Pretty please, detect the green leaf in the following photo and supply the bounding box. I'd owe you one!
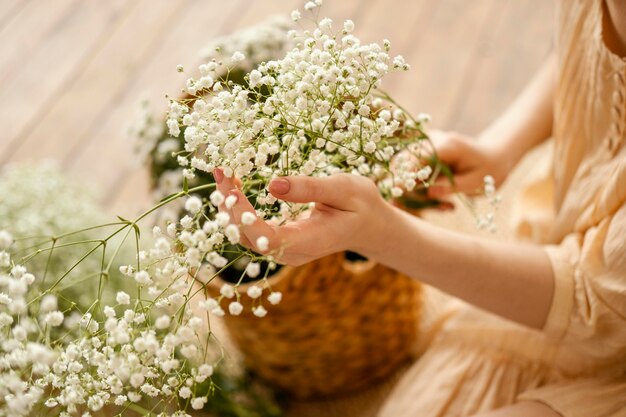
[132,222,141,239]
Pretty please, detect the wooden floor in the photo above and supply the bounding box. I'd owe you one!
[0,1,554,415]
[0,0,553,217]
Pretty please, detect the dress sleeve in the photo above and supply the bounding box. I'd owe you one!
[541,201,626,362]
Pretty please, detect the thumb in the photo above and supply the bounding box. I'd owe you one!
[268,175,352,208]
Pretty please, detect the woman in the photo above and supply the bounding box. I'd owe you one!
[214,0,626,415]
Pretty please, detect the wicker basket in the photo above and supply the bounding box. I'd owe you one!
[205,252,421,399]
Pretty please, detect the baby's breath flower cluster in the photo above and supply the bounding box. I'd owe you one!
[168,8,435,226]
[128,16,297,231]
[475,175,501,232]
[198,16,294,74]
[0,166,280,416]
[0,236,216,417]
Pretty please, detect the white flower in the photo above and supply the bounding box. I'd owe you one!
[180,215,194,229]
[176,64,184,72]
[167,119,180,137]
[179,386,192,399]
[40,294,58,312]
[343,19,355,33]
[215,212,230,227]
[253,305,268,318]
[246,285,262,299]
[155,315,171,329]
[224,224,240,244]
[416,166,432,182]
[119,265,135,276]
[116,291,131,305]
[12,324,27,341]
[0,312,13,327]
[134,270,153,286]
[0,292,12,305]
[416,112,431,123]
[200,298,219,311]
[256,236,269,252]
[104,305,116,318]
[191,396,207,410]
[44,311,64,327]
[319,18,333,32]
[45,399,58,408]
[184,195,203,213]
[231,51,245,62]
[304,1,317,10]
[0,230,13,249]
[220,284,236,299]
[224,194,238,209]
[291,10,301,21]
[0,251,9,267]
[245,262,260,278]
[268,291,283,305]
[11,265,26,278]
[209,190,225,206]
[198,364,214,379]
[241,211,256,225]
[88,395,104,411]
[210,306,225,317]
[228,301,243,316]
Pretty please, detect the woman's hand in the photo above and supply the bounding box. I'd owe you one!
[426,130,511,199]
[213,169,390,266]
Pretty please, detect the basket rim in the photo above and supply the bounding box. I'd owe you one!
[200,252,379,290]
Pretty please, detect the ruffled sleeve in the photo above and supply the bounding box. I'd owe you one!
[541,198,626,365]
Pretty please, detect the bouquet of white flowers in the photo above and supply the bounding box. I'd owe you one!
[0,1,476,415]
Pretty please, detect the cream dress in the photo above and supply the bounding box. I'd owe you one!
[378,0,626,416]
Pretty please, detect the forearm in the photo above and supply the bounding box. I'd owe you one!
[479,53,556,174]
[359,206,555,329]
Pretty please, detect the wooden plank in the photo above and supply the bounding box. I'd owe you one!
[450,0,554,134]
[0,0,79,87]
[354,0,434,98]
[72,0,247,215]
[384,0,502,126]
[5,0,186,165]
[106,0,304,215]
[0,0,131,162]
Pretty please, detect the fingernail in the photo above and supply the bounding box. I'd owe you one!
[213,168,223,184]
[269,178,290,195]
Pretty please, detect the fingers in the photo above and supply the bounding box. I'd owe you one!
[268,174,360,209]
[213,168,253,247]
[427,173,485,198]
[227,189,278,254]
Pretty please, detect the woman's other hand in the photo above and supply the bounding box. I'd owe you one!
[427,129,510,199]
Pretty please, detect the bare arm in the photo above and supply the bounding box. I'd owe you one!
[480,53,556,176]
[215,171,555,330]
[428,54,556,198]
[212,54,559,330]
[360,203,554,329]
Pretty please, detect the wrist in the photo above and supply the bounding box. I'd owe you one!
[350,201,409,261]
[477,135,519,184]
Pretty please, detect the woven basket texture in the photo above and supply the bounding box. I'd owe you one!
[206,252,422,399]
